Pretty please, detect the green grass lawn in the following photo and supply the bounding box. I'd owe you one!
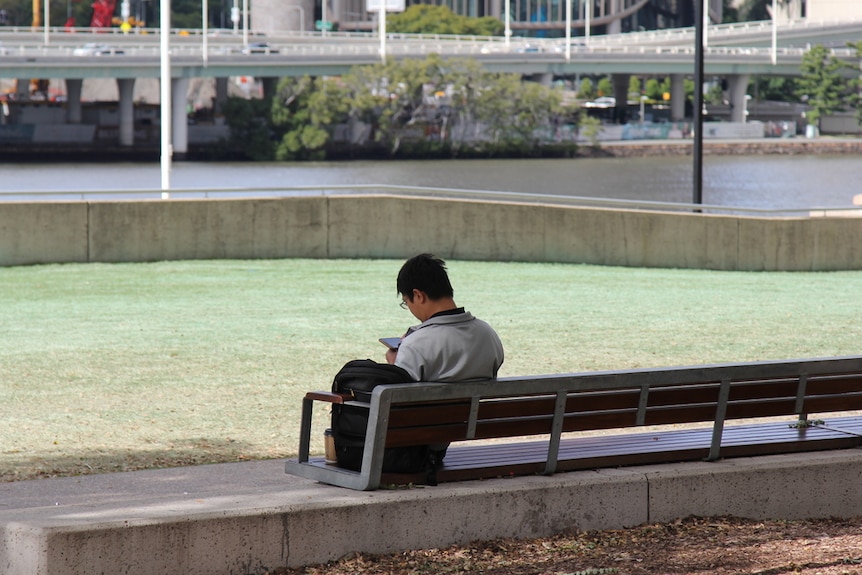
[2,258,861,481]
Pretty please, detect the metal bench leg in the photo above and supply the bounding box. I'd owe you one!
[708,379,731,461]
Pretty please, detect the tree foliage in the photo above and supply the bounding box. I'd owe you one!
[222,97,275,160]
[271,76,350,160]
[753,77,800,102]
[577,78,596,100]
[223,55,575,160]
[796,44,852,127]
[644,77,670,101]
[386,4,502,36]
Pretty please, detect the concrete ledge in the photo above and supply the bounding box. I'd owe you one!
[2,450,862,575]
[646,449,862,522]
[4,195,862,270]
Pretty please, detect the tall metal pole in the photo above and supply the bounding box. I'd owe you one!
[771,0,777,65]
[564,0,571,61]
[160,0,172,197]
[379,3,386,62]
[242,0,248,46]
[504,0,510,48]
[203,0,208,66]
[693,0,704,206]
[585,0,591,44]
[43,0,49,45]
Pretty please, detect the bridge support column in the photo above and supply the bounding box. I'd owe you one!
[607,0,622,34]
[65,79,83,124]
[727,74,750,123]
[613,74,629,124]
[117,78,135,147]
[261,77,279,99]
[15,79,29,100]
[214,77,229,115]
[171,77,190,159]
[529,73,553,87]
[670,74,685,121]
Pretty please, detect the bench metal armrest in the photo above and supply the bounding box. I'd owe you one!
[305,391,353,403]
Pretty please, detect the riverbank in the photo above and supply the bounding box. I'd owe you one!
[2,135,859,163]
[586,137,862,158]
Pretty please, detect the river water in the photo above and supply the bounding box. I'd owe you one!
[1,154,860,210]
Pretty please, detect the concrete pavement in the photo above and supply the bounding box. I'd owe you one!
[3,449,862,575]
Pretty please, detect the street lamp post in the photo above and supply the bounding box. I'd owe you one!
[564,0,570,62]
[693,0,704,206]
[771,0,778,65]
[504,0,510,48]
[202,0,208,65]
[160,0,172,196]
[43,0,49,46]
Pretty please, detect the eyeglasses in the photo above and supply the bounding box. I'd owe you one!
[399,299,409,310]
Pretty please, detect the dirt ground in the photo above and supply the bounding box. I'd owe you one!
[268,516,862,575]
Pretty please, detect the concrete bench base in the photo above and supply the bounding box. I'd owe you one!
[3,450,862,575]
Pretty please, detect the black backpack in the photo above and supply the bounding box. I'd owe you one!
[330,359,435,477]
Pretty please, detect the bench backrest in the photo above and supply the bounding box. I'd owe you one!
[376,357,862,449]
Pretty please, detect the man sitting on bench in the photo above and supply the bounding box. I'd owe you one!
[385,253,505,464]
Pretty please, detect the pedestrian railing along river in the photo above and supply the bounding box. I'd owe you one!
[1,184,859,218]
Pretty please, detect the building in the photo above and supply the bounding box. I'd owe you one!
[807,0,862,20]
[251,0,724,36]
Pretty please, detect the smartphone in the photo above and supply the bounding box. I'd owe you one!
[379,337,402,350]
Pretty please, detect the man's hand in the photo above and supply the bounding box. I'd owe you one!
[385,347,398,364]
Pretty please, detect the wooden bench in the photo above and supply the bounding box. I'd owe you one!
[284,356,862,490]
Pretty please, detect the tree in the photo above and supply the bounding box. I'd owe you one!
[753,77,800,102]
[596,77,613,98]
[577,78,596,100]
[386,4,502,36]
[248,55,578,159]
[509,80,564,148]
[628,76,642,102]
[222,97,275,161]
[796,44,850,130]
[271,76,350,161]
[843,41,862,127]
[432,57,489,151]
[339,56,448,155]
[644,78,669,101]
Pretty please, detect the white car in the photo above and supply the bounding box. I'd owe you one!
[583,96,616,109]
[73,43,125,56]
[241,42,279,54]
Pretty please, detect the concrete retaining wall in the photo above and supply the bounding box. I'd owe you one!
[2,195,862,270]
[3,451,862,575]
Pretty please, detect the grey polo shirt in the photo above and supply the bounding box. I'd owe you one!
[394,309,504,382]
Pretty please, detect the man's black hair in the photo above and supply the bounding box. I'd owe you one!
[397,253,454,301]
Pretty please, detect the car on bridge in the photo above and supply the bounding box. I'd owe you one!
[241,42,279,55]
[72,43,125,56]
